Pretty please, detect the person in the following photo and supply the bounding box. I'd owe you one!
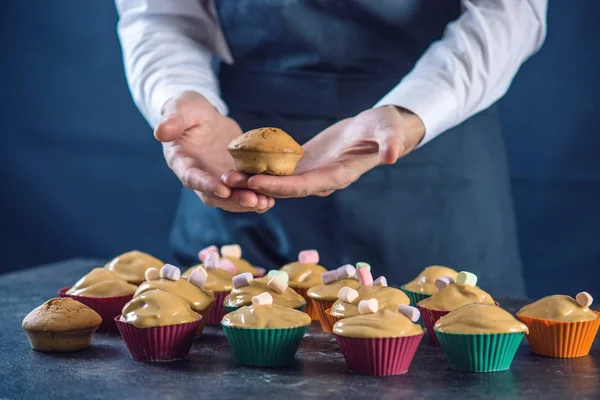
[115,0,547,296]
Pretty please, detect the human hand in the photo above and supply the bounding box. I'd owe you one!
[222,106,425,198]
[155,91,274,212]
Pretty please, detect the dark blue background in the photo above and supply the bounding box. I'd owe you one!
[1,1,598,298]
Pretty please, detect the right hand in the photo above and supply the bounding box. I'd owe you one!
[155,91,274,212]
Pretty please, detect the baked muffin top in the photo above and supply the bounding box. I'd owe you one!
[22,298,102,332]
[228,127,304,154]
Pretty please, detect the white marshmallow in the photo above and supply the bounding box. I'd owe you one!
[221,244,242,259]
[187,268,207,288]
[358,298,379,315]
[160,264,181,281]
[576,291,593,307]
[232,272,254,289]
[252,292,273,306]
[337,287,359,303]
[267,275,288,294]
[144,268,160,281]
[397,304,421,322]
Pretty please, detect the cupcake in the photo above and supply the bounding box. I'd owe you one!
[280,249,328,320]
[327,263,410,329]
[417,271,494,344]
[307,265,361,333]
[135,265,214,337]
[104,250,163,285]
[197,244,264,277]
[435,302,528,372]
[22,297,102,352]
[116,266,202,362]
[227,127,304,176]
[401,265,459,305]
[333,301,424,376]
[221,292,311,366]
[182,251,236,324]
[223,271,306,313]
[517,292,600,358]
[59,268,138,332]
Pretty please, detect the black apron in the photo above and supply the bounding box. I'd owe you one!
[171,0,525,296]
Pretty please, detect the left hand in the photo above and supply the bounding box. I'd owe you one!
[222,106,425,198]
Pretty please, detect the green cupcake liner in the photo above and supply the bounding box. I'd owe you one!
[223,303,306,314]
[435,331,524,372]
[400,286,431,327]
[221,324,308,366]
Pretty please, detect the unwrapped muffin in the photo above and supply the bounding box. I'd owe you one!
[228,127,304,175]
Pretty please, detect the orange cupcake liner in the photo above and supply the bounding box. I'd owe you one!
[293,287,319,320]
[517,311,600,358]
[310,299,336,333]
[324,308,343,331]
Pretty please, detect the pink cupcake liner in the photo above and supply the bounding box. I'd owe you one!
[59,287,132,333]
[334,333,424,376]
[417,306,449,345]
[207,291,230,324]
[115,315,201,362]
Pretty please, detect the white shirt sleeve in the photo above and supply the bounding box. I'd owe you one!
[115,0,232,128]
[375,0,548,147]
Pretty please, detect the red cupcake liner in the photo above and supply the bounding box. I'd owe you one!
[59,287,133,333]
[207,291,230,324]
[334,333,424,376]
[417,306,449,345]
[115,315,201,362]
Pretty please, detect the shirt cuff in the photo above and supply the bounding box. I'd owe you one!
[150,84,229,127]
[374,78,460,147]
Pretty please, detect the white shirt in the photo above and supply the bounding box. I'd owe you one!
[115,0,547,147]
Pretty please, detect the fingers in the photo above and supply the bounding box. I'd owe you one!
[221,170,251,188]
[196,190,275,213]
[247,164,343,198]
[165,150,232,198]
[155,91,215,143]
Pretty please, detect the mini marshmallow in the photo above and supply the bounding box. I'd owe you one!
[267,270,289,284]
[268,275,288,294]
[358,298,378,315]
[338,287,359,303]
[435,276,455,290]
[456,271,477,287]
[187,268,207,288]
[298,249,319,264]
[373,276,388,287]
[357,266,374,286]
[252,292,273,306]
[576,291,593,308]
[398,304,421,322]
[336,264,356,279]
[198,245,219,262]
[160,264,181,281]
[254,266,266,277]
[356,262,371,271]
[204,252,219,271]
[144,267,160,281]
[221,244,242,259]
[219,259,238,275]
[321,270,339,285]
[232,272,253,289]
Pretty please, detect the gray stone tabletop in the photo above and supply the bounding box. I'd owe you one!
[0,259,598,400]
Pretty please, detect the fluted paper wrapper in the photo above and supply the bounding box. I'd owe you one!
[517,312,600,358]
[334,333,424,376]
[221,324,308,367]
[310,299,336,333]
[293,287,319,320]
[436,331,524,372]
[115,316,201,362]
[417,306,449,345]
[207,291,230,325]
[59,287,132,333]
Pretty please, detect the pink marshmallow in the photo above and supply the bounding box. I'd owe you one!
[336,264,356,279]
[187,268,207,288]
[358,298,379,315]
[373,276,388,287]
[198,245,219,262]
[204,252,219,270]
[232,272,253,289]
[144,268,160,281]
[298,249,319,264]
[254,266,266,277]
[321,270,339,285]
[397,304,421,322]
[219,258,238,275]
[357,267,373,286]
[268,275,288,294]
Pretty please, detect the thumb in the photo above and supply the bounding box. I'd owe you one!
[154,113,185,142]
[375,129,404,164]
[154,91,215,142]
